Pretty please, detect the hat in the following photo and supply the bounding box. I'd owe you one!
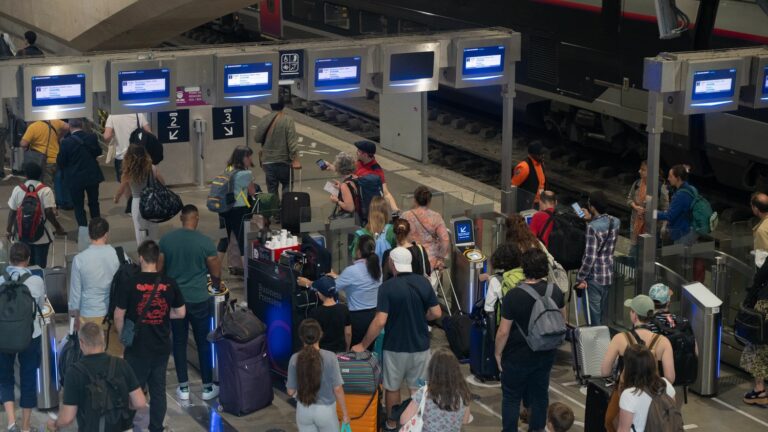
[588,191,609,214]
[311,276,337,299]
[354,140,377,156]
[389,247,413,273]
[528,141,544,156]
[624,295,655,318]
[648,283,673,305]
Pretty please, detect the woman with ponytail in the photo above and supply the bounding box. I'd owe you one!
[298,235,382,349]
[381,218,431,281]
[287,319,350,431]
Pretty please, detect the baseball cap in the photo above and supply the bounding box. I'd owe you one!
[389,247,413,273]
[528,141,544,156]
[354,140,377,156]
[311,276,337,299]
[624,294,655,318]
[648,283,673,305]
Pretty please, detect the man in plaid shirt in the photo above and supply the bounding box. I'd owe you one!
[575,191,620,326]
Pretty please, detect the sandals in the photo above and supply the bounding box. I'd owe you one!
[743,389,768,405]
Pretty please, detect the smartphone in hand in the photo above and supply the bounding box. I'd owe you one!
[571,202,586,218]
[316,159,328,170]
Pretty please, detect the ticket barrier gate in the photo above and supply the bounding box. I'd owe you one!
[449,217,486,314]
[683,282,723,397]
[15,300,58,409]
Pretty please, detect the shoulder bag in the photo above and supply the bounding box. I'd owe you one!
[257,112,283,167]
[120,276,161,347]
[139,170,183,223]
[400,386,428,432]
[24,121,54,169]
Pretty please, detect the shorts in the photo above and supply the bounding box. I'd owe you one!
[382,350,430,392]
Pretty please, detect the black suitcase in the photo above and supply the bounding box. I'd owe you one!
[585,379,612,432]
[469,317,499,381]
[281,169,311,234]
[216,333,273,415]
[443,313,473,360]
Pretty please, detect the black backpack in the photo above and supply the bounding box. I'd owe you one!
[58,332,83,387]
[15,183,47,242]
[74,357,134,431]
[104,247,139,348]
[0,272,37,354]
[653,313,698,387]
[348,173,383,226]
[539,211,587,271]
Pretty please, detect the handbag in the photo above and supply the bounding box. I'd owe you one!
[139,170,183,223]
[400,385,428,432]
[24,121,53,169]
[548,259,570,294]
[120,276,161,348]
[734,302,768,346]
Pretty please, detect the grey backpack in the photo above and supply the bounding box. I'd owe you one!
[516,283,566,351]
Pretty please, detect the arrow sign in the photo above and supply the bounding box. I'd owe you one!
[224,126,233,136]
[169,130,179,140]
[157,110,190,144]
[212,106,244,140]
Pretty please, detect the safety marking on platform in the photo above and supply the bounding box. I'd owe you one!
[549,385,585,409]
[465,375,501,388]
[711,398,768,427]
[683,425,699,430]
[298,136,304,143]
[561,381,580,387]
[474,400,502,420]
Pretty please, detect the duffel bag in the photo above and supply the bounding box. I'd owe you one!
[139,173,183,223]
[337,350,381,395]
[208,300,266,344]
[734,302,768,346]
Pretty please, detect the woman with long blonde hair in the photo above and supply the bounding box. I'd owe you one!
[349,195,395,260]
[114,137,164,245]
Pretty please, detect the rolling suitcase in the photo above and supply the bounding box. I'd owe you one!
[336,351,381,395]
[11,146,24,174]
[44,236,68,313]
[280,168,310,235]
[216,333,273,415]
[469,314,499,381]
[568,286,611,384]
[337,388,379,432]
[437,271,472,360]
[585,379,612,432]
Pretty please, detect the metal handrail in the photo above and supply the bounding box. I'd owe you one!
[714,250,755,278]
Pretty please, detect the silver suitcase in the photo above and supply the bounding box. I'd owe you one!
[570,287,611,383]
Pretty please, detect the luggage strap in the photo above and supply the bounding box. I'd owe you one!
[350,387,379,420]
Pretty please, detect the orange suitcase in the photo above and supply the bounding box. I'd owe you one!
[337,388,379,432]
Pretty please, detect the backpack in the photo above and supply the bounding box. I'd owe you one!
[652,313,698,387]
[207,167,240,213]
[15,183,47,242]
[74,357,134,431]
[539,211,587,271]
[374,224,395,263]
[515,283,567,351]
[348,174,383,226]
[640,388,684,432]
[0,272,37,354]
[677,186,718,235]
[104,247,139,347]
[58,332,83,387]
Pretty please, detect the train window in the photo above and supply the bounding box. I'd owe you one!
[324,2,350,30]
[360,11,387,34]
[398,19,429,34]
[291,0,316,21]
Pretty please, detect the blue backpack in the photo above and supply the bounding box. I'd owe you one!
[349,174,383,226]
[375,224,394,264]
[678,186,718,235]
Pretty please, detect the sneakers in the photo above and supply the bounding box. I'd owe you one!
[8,424,20,432]
[743,389,768,405]
[202,384,219,401]
[176,385,190,401]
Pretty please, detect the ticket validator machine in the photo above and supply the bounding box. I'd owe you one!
[450,217,486,314]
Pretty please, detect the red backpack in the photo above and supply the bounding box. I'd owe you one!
[15,183,46,242]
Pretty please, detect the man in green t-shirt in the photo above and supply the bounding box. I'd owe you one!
[159,204,222,402]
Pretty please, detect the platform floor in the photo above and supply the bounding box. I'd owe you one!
[0,106,766,431]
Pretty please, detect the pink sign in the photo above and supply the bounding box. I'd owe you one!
[176,86,207,107]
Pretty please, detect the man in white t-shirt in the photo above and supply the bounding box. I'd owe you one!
[5,162,66,268]
[103,113,151,182]
[0,242,47,432]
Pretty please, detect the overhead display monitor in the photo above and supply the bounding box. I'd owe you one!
[690,68,737,107]
[462,45,506,78]
[680,59,741,115]
[109,59,177,114]
[303,46,368,100]
[23,64,93,121]
[381,42,439,93]
[315,56,362,89]
[215,53,278,105]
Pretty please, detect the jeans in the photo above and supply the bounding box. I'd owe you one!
[222,206,251,257]
[263,162,292,203]
[125,352,169,432]
[172,299,213,385]
[69,183,100,227]
[23,241,50,268]
[584,280,610,326]
[114,158,123,182]
[501,353,555,432]
[0,336,41,409]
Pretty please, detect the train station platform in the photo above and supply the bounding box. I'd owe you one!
[0,0,256,52]
[0,104,767,432]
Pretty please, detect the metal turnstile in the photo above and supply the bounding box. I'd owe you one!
[449,217,487,313]
[682,282,723,397]
[16,300,58,409]
[209,283,229,383]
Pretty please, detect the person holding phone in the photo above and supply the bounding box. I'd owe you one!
[326,152,358,218]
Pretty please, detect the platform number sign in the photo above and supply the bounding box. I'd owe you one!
[212,106,244,140]
[157,110,190,144]
[279,49,303,80]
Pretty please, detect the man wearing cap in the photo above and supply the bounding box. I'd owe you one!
[254,100,301,205]
[351,247,441,431]
[600,294,675,383]
[511,140,546,209]
[304,276,351,353]
[575,191,620,326]
[351,140,399,211]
